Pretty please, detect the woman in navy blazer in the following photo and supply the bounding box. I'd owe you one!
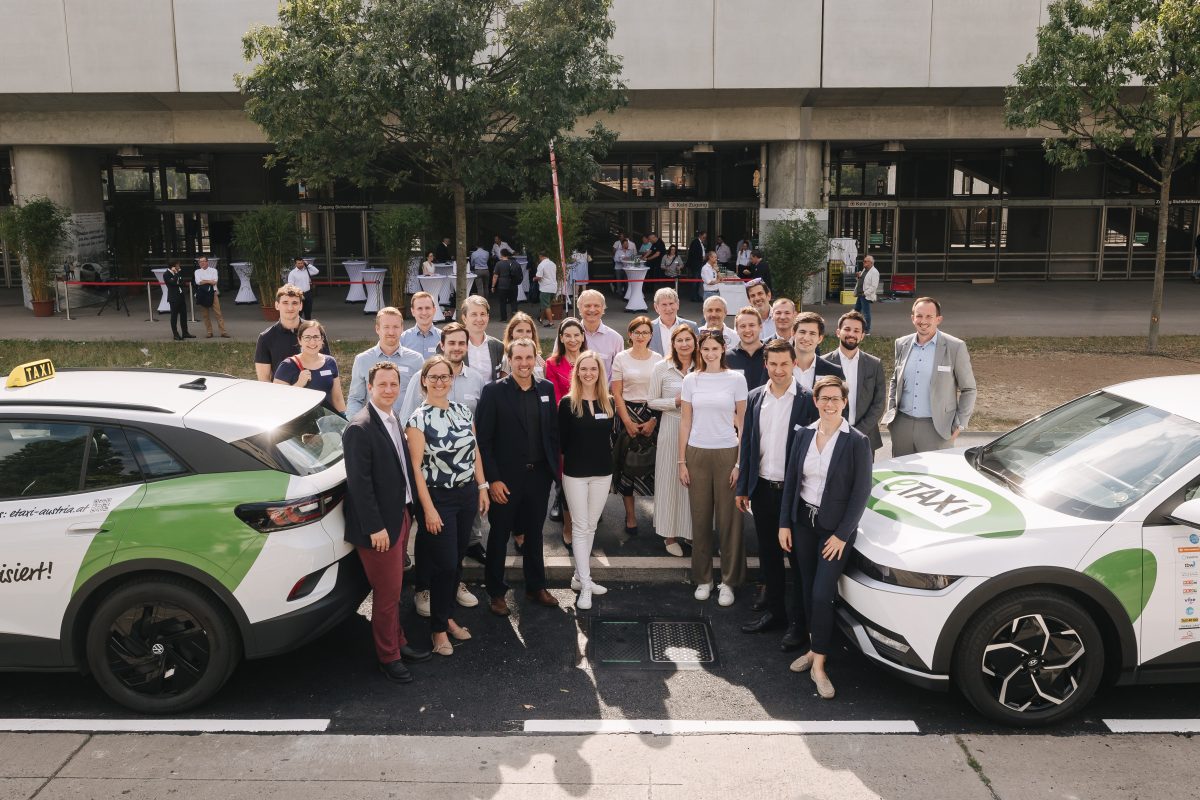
[778,375,872,700]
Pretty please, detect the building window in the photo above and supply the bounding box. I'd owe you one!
[112,167,153,193]
[836,162,895,197]
[950,207,1007,248]
[163,168,188,201]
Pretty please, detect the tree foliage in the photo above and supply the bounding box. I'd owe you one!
[762,211,828,309]
[0,197,71,304]
[1005,0,1200,351]
[515,195,584,291]
[371,205,432,309]
[232,205,301,307]
[239,0,626,301]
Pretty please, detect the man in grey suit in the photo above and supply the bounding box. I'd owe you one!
[823,310,886,455]
[882,297,976,457]
[648,287,699,356]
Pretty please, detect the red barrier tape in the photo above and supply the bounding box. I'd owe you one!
[576,277,748,285]
[311,280,379,286]
[60,279,178,286]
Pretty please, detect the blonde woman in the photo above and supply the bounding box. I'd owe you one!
[648,323,698,557]
[557,351,616,609]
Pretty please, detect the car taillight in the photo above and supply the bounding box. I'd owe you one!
[235,485,344,533]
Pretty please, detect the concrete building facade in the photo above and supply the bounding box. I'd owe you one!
[0,0,1195,290]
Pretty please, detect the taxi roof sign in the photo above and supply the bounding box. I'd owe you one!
[6,359,56,388]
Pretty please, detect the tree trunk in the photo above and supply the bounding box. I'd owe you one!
[1148,126,1177,354]
[453,182,469,313]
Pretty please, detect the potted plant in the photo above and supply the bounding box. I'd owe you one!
[371,205,431,310]
[0,197,71,317]
[232,205,300,320]
[108,196,160,286]
[515,195,584,320]
[761,210,828,310]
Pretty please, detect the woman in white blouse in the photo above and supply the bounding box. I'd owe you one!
[678,330,748,607]
[648,323,699,557]
[700,251,721,299]
[611,315,663,536]
[421,251,437,276]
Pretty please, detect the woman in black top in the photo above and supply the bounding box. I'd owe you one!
[558,350,615,610]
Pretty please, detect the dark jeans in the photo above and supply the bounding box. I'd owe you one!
[420,483,477,633]
[751,481,787,619]
[495,286,518,321]
[301,290,314,320]
[169,298,189,337]
[790,504,851,656]
[854,296,872,333]
[485,462,553,598]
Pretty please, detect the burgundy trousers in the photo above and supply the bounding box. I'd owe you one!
[356,512,412,663]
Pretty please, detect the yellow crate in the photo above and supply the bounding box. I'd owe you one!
[840,290,857,305]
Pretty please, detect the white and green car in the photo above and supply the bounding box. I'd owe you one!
[840,375,1200,725]
[0,360,361,713]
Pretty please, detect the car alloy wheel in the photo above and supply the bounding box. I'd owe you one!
[105,602,211,696]
[981,613,1085,712]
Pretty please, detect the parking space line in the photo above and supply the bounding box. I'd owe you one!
[0,718,331,733]
[523,719,920,734]
[1103,719,1200,733]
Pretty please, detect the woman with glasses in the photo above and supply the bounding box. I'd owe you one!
[648,323,699,557]
[406,355,489,657]
[778,376,872,699]
[273,319,347,415]
[678,329,747,607]
[611,315,663,537]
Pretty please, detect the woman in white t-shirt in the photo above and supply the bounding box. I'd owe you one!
[611,315,663,536]
[678,329,748,607]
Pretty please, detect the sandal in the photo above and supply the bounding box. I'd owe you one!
[431,639,454,657]
[450,626,472,641]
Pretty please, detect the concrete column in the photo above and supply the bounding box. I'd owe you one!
[10,145,103,212]
[766,140,824,210]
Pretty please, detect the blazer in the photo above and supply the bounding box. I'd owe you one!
[779,424,873,545]
[822,349,886,451]
[476,375,561,481]
[342,404,419,549]
[882,331,977,440]
[465,335,505,383]
[649,316,699,355]
[749,258,772,290]
[735,381,818,498]
[685,238,706,272]
[163,269,185,304]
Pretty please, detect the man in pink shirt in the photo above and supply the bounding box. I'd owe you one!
[575,289,624,376]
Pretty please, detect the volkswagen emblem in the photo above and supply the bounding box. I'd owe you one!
[151,643,165,656]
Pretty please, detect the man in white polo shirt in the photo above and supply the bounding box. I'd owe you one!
[193,256,230,338]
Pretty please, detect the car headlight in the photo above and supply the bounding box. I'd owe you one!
[851,550,962,591]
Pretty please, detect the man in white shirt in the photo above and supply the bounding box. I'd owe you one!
[714,235,732,269]
[346,306,426,418]
[286,257,319,320]
[576,289,624,374]
[534,251,558,327]
[193,256,229,338]
[746,279,775,340]
[491,235,511,264]
[649,287,698,356]
[822,310,886,454]
[792,311,843,393]
[699,295,736,351]
[612,232,637,283]
[461,295,504,383]
[855,255,881,335]
[770,298,796,342]
[399,291,440,358]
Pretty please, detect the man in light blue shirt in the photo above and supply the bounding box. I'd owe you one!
[897,333,937,419]
[346,307,426,418]
[399,291,441,359]
[397,322,485,423]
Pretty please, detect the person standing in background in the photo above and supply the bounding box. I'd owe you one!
[685,230,707,302]
[490,249,523,322]
[193,256,229,338]
[854,256,880,335]
[714,235,732,271]
[163,261,193,341]
[534,251,559,327]
[287,257,319,320]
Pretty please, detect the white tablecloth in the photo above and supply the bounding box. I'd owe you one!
[361,268,387,314]
[343,260,368,303]
[417,275,452,321]
[515,256,530,302]
[150,267,171,312]
[623,267,649,311]
[231,262,256,304]
[717,281,750,315]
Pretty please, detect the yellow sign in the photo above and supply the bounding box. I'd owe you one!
[6,359,56,388]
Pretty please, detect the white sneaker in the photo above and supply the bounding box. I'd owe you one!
[414,589,431,617]
[570,575,607,595]
[577,586,593,611]
[665,541,684,557]
[694,582,714,601]
[717,583,735,607]
[455,582,478,607]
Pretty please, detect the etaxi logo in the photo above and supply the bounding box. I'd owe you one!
[868,471,1026,538]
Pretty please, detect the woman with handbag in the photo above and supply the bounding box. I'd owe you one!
[272,319,347,415]
[611,316,663,537]
[661,245,684,279]
[648,323,699,557]
[678,329,748,607]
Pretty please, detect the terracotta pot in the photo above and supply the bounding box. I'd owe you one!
[548,299,566,321]
[260,306,280,322]
[31,299,55,318]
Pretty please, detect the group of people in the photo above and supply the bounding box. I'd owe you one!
[251,265,976,698]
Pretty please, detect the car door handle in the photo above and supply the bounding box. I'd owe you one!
[67,523,107,535]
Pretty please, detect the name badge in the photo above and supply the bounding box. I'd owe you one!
[595,413,609,420]
[937,365,952,373]
[794,424,802,431]
[399,366,410,372]
[540,395,550,403]
[319,369,332,376]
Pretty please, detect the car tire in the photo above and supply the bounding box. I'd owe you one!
[85,576,241,714]
[953,589,1104,727]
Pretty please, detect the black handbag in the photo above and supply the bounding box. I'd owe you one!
[620,434,657,480]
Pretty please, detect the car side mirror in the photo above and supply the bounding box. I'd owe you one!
[1168,497,1200,528]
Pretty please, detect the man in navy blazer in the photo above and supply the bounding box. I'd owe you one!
[476,338,561,615]
[343,362,431,683]
[648,287,699,356]
[736,339,818,640]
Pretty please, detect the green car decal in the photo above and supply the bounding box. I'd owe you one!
[1083,548,1157,623]
[868,470,1027,539]
[73,471,290,594]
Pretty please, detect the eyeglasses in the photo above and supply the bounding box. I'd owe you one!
[630,329,652,336]
[425,374,453,384]
[299,335,324,342]
[815,395,845,404]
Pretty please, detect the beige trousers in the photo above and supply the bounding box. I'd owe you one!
[685,444,745,587]
[199,293,227,336]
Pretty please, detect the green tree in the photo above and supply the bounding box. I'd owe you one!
[371,205,431,310]
[515,195,585,291]
[239,0,625,304]
[0,197,71,306]
[762,211,828,310]
[232,205,300,308]
[1005,0,1200,352]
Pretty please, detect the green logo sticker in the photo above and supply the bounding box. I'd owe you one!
[868,470,1027,538]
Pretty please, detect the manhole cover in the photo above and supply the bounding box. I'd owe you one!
[588,617,717,670]
[649,621,714,664]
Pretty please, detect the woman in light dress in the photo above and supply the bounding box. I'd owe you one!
[647,323,698,556]
[611,316,663,537]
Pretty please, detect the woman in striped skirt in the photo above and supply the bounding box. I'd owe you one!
[648,323,698,556]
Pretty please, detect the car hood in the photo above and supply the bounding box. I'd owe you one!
[855,448,1108,577]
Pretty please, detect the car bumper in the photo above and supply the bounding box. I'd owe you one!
[836,600,950,692]
[244,551,368,659]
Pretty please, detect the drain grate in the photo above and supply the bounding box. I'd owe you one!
[589,617,717,670]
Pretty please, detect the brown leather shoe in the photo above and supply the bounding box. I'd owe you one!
[525,589,559,607]
[489,596,510,616]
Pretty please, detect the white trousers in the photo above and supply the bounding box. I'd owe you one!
[562,473,612,585]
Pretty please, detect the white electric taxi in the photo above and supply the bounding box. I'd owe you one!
[840,375,1200,725]
[0,360,363,713]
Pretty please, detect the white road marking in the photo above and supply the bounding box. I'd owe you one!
[1103,719,1200,733]
[0,719,331,733]
[523,719,919,735]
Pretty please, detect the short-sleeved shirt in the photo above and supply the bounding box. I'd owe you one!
[406,401,477,489]
[255,321,331,374]
[681,370,748,449]
[611,349,661,403]
[726,343,767,390]
[274,354,341,411]
[536,258,558,294]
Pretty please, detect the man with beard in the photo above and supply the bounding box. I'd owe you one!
[822,311,885,456]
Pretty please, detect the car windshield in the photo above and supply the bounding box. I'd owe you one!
[234,405,348,476]
[976,391,1200,521]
